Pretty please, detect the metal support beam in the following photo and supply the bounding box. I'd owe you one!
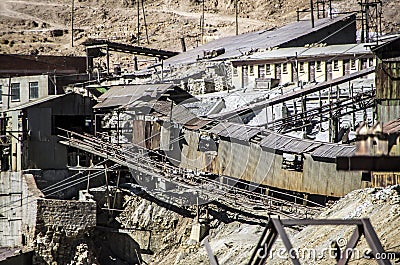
[248,218,393,265]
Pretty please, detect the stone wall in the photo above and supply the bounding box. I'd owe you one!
[33,199,97,264]
[35,199,96,237]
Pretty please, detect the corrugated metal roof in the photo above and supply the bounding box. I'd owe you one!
[239,43,372,61]
[94,83,176,109]
[170,104,198,124]
[208,122,261,141]
[383,118,400,134]
[311,144,356,159]
[5,94,67,111]
[164,14,356,66]
[256,129,356,158]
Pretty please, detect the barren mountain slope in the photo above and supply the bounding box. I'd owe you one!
[0,0,398,57]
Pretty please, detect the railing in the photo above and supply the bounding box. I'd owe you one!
[58,128,324,219]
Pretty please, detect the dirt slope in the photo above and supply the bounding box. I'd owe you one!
[0,0,398,58]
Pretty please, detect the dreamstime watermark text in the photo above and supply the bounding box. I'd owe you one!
[258,238,397,261]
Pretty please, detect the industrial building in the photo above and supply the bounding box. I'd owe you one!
[0,5,399,265]
[231,43,375,89]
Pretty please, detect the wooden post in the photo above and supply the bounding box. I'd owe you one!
[310,0,315,28]
[141,0,150,44]
[319,90,322,129]
[328,85,332,142]
[201,0,205,44]
[106,45,110,75]
[137,0,140,46]
[71,0,74,47]
[235,0,238,35]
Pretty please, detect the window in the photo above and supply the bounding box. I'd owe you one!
[249,65,254,76]
[29,82,39,99]
[0,85,2,104]
[282,63,287,74]
[258,64,265,78]
[350,59,356,70]
[282,153,303,172]
[299,62,304,73]
[333,60,339,71]
[11,83,20,102]
[369,58,374,67]
[243,65,248,76]
[316,61,322,72]
[266,64,271,73]
[232,66,237,76]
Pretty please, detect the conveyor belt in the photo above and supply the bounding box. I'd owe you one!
[58,129,323,219]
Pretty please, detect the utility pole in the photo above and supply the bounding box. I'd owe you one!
[137,0,140,45]
[310,0,315,28]
[201,0,205,44]
[141,0,150,44]
[235,0,238,35]
[71,0,74,47]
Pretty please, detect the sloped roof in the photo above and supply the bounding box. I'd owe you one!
[164,14,356,66]
[94,83,194,109]
[383,118,400,134]
[5,94,67,111]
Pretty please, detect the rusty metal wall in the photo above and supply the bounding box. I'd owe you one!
[377,100,400,123]
[179,130,207,170]
[147,122,161,150]
[363,172,400,188]
[132,120,161,149]
[303,154,362,197]
[376,60,400,100]
[176,130,364,197]
[132,120,146,148]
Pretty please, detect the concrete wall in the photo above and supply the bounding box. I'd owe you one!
[0,75,50,110]
[0,251,33,265]
[232,56,374,89]
[0,173,42,248]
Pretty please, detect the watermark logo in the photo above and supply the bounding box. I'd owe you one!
[259,237,397,262]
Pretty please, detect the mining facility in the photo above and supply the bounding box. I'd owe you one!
[0,0,400,264]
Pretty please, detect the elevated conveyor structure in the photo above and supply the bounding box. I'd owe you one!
[58,129,323,219]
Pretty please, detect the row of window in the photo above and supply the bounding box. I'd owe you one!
[0,82,39,104]
[235,58,374,77]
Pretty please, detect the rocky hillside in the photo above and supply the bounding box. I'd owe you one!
[110,185,400,265]
[0,0,399,58]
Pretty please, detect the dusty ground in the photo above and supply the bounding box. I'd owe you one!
[0,0,399,60]
[110,185,400,265]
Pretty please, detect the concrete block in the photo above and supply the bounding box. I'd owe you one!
[189,222,209,243]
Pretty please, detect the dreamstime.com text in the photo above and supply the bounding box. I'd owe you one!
[258,238,397,261]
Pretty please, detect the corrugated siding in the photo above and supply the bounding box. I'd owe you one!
[364,172,400,188]
[132,120,146,148]
[376,61,400,99]
[132,120,161,149]
[179,130,207,170]
[303,154,362,196]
